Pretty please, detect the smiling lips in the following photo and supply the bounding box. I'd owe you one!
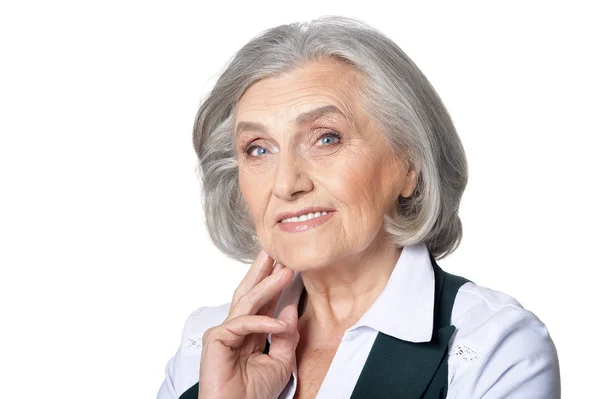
[275,206,335,223]
[277,210,335,233]
[280,211,330,223]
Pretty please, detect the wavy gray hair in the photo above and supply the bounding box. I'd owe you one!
[193,16,468,263]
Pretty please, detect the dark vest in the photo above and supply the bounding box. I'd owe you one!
[180,254,470,399]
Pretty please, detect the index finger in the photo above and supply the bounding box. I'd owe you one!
[233,250,276,304]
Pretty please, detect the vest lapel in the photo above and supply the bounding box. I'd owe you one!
[349,324,456,398]
[349,255,460,399]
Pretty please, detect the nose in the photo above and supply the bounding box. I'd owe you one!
[272,149,313,201]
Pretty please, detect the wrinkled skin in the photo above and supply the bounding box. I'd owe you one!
[198,59,418,399]
[236,59,417,274]
[198,251,298,399]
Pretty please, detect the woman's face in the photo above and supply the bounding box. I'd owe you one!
[235,59,417,271]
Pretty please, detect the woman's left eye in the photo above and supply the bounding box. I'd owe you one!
[317,132,341,146]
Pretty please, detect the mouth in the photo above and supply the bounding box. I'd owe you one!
[276,208,336,233]
[275,207,336,224]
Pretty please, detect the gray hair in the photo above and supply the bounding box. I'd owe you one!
[193,16,468,263]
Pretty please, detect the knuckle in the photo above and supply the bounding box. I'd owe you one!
[202,327,215,344]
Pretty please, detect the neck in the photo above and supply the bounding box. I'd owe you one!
[298,230,402,334]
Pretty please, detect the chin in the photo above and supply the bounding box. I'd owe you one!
[272,240,339,272]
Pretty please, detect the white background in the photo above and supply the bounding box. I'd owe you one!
[1,1,598,397]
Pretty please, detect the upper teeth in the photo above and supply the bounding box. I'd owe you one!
[281,211,328,223]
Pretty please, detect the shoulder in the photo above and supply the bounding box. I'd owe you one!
[179,302,232,363]
[182,302,232,347]
[157,302,232,399]
[452,281,541,336]
[447,281,561,398]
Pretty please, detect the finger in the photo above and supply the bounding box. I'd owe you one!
[257,262,286,317]
[236,262,285,353]
[233,250,275,304]
[206,315,289,349]
[252,262,288,354]
[272,261,284,274]
[229,265,294,320]
[268,302,300,369]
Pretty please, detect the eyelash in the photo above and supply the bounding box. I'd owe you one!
[244,131,342,157]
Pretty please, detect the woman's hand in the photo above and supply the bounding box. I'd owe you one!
[198,250,300,399]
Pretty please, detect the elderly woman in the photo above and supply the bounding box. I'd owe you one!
[158,16,560,399]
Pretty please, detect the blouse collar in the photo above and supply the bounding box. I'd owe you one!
[271,243,435,343]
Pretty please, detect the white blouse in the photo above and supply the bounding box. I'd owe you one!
[157,244,560,398]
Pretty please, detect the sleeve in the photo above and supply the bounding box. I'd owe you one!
[456,305,561,398]
[157,347,182,399]
[157,308,205,399]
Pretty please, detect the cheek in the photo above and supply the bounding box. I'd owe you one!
[238,169,270,223]
[325,158,381,209]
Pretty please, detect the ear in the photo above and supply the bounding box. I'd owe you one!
[400,167,419,198]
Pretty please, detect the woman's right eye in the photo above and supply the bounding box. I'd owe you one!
[246,145,269,157]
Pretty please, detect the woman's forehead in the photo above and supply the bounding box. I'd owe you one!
[236,60,365,123]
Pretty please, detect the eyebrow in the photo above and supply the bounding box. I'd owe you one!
[235,105,352,137]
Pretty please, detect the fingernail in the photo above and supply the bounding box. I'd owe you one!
[272,265,281,275]
[277,320,288,326]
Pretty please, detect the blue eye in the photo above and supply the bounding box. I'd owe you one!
[317,132,341,146]
[244,132,341,157]
[246,145,268,157]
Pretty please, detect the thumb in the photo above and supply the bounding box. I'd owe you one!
[268,302,300,371]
